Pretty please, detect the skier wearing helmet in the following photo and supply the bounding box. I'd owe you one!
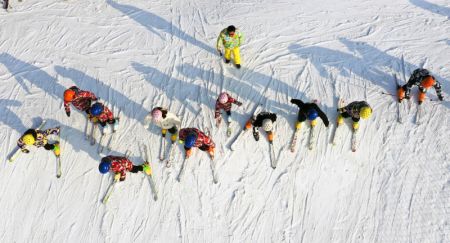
[290,99,329,129]
[17,126,60,156]
[98,156,151,181]
[216,25,244,68]
[144,107,182,143]
[87,102,116,127]
[337,101,372,131]
[246,112,277,143]
[63,86,97,117]
[214,92,242,127]
[397,68,443,104]
[178,128,215,159]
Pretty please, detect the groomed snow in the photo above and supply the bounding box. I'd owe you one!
[0,0,449,242]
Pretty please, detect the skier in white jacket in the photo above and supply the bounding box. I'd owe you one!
[145,107,182,143]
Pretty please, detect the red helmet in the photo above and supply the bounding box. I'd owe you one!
[64,89,76,102]
[421,76,435,88]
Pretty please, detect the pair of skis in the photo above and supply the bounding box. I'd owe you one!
[102,146,158,204]
[230,122,278,168]
[331,98,358,152]
[216,117,233,137]
[289,122,318,152]
[97,111,121,154]
[158,136,177,168]
[176,150,217,183]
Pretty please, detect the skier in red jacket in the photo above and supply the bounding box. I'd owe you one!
[98,156,151,181]
[214,92,242,126]
[63,86,97,117]
[178,128,215,159]
[88,102,116,127]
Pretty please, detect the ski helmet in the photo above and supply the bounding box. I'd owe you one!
[421,76,435,88]
[218,92,228,104]
[262,119,273,132]
[184,133,197,149]
[64,89,76,102]
[151,108,163,122]
[360,106,372,119]
[22,134,35,145]
[307,109,318,120]
[90,103,103,116]
[99,157,112,174]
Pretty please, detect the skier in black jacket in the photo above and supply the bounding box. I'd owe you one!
[290,99,329,129]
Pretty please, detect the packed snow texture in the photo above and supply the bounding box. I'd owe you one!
[0,0,449,242]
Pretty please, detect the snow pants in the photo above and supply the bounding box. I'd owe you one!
[225,47,241,65]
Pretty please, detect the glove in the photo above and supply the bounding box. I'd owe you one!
[217,50,222,56]
[438,95,444,101]
[66,111,70,117]
[142,163,152,175]
[114,173,121,181]
[253,131,260,141]
[235,101,242,106]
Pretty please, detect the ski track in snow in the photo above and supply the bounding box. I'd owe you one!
[0,0,449,242]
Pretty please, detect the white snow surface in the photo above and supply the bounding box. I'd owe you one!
[1,0,449,242]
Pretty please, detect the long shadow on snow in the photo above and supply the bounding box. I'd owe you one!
[289,38,449,108]
[409,0,450,17]
[45,118,123,162]
[131,62,240,124]
[0,99,27,134]
[106,0,216,55]
[0,53,65,100]
[54,66,150,125]
[175,63,309,127]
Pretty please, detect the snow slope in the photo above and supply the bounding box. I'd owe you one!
[0,0,449,242]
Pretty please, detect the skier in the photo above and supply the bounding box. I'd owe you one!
[145,107,182,143]
[17,127,60,156]
[214,92,242,126]
[63,86,98,117]
[290,99,330,128]
[98,156,151,181]
[246,112,277,143]
[216,25,243,68]
[178,128,215,159]
[397,68,444,104]
[337,101,372,131]
[87,102,116,127]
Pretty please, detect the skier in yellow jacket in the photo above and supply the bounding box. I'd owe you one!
[216,25,243,68]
